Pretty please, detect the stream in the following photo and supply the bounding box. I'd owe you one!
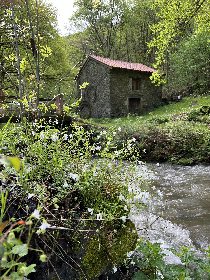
[130,163,210,252]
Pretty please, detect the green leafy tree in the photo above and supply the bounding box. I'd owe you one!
[71,0,125,57]
[113,0,157,64]
[70,0,158,65]
[149,0,210,84]
[168,31,210,95]
[0,0,75,114]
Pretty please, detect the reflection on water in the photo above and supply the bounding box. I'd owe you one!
[135,163,210,247]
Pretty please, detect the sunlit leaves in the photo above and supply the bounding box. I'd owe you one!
[11,244,28,257]
[6,156,22,172]
[20,58,28,73]
[39,45,52,58]
[149,0,210,79]
[79,81,89,89]
[19,264,36,276]
[168,31,210,93]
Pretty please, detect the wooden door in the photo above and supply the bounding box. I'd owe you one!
[128,98,141,114]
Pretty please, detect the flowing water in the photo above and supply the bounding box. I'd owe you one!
[130,163,210,252]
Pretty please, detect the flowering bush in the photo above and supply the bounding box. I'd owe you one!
[0,120,142,279]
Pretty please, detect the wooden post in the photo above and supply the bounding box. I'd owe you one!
[11,3,23,118]
[55,94,63,115]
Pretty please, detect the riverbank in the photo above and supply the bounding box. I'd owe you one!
[89,95,210,165]
[1,118,210,279]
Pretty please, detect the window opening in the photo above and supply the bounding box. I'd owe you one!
[132,78,141,90]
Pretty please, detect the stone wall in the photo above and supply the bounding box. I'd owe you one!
[110,69,162,117]
[77,58,162,118]
[77,58,111,118]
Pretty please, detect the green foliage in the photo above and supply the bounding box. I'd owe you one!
[0,0,75,115]
[1,230,37,279]
[0,119,143,279]
[120,121,210,164]
[168,31,210,95]
[132,240,210,280]
[90,96,210,164]
[0,191,8,224]
[133,239,165,279]
[149,0,210,75]
[0,110,210,279]
[70,0,156,64]
[187,105,210,122]
[0,0,57,97]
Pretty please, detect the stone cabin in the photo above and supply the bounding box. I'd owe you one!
[76,55,162,118]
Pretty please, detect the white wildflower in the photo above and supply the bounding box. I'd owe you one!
[113,131,116,136]
[95,145,101,151]
[124,205,128,211]
[156,162,160,167]
[51,133,59,142]
[118,127,121,132]
[63,181,69,188]
[96,213,103,220]
[63,134,68,141]
[93,170,98,176]
[143,149,146,153]
[113,266,117,273]
[114,150,120,156]
[157,190,163,198]
[87,208,94,215]
[40,131,45,140]
[32,209,40,219]
[69,173,79,182]
[127,251,134,258]
[131,137,136,142]
[157,270,164,279]
[39,221,51,230]
[119,194,125,201]
[120,216,127,223]
[28,193,35,199]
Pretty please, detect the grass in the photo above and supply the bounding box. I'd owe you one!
[89,95,210,128]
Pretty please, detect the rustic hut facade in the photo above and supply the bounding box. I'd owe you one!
[76,55,162,118]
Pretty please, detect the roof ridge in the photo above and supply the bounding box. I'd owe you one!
[89,55,155,73]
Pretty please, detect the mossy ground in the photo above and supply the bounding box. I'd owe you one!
[81,220,138,279]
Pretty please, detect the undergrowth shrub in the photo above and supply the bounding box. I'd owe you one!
[111,121,210,164]
[0,120,141,279]
[132,240,210,280]
[1,119,210,279]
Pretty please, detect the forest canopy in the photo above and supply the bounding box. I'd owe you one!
[0,0,209,107]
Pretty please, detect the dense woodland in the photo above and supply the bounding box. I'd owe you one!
[0,0,210,279]
[0,0,209,108]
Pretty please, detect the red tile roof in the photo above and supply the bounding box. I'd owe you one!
[90,55,155,73]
